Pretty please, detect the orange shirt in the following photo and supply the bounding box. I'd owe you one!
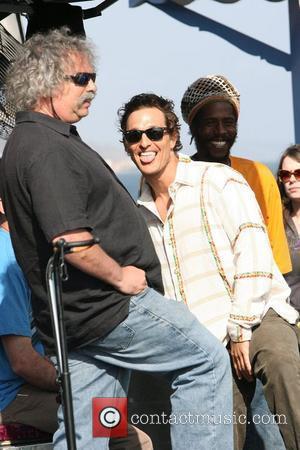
[230,155,291,274]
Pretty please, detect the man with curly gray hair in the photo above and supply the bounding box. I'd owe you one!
[1,29,233,450]
[5,27,96,121]
[1,27,156,450]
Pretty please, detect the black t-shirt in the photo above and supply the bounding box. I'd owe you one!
[2,111,163,352]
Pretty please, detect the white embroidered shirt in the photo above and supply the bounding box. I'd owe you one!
[138,155,298,343]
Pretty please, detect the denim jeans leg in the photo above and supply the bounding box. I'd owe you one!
[82,288,233,450]
[244,379,285,450]
[52,352,129,450]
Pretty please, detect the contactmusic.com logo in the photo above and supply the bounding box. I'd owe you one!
[92,398,128,438]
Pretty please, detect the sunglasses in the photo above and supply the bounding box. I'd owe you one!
[123,127,169,144]
[278,169,300,183]
[64,72,96,86]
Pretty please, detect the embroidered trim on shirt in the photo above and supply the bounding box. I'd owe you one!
[200,167,233,298]
[234,325,244,342]
[224,177,248,189]
[179,154,192,164]
[234,272,273,280]
[230,313,257,322]
[168,213,188,304]
[236,329,245,342]
[233,223,266,247]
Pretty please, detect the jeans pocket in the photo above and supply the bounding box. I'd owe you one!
[131,286,150,302]
[97,321,136,351]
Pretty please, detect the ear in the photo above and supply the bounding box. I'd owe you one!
[0,199,4,215]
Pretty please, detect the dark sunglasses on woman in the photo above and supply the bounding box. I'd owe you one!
[278,169,300,183]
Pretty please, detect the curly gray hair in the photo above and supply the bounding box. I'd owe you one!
[5,27,96,112]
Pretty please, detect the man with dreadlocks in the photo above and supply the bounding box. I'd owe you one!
[181,74,291,277]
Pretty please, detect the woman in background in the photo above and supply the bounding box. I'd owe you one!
[277,144,300,313]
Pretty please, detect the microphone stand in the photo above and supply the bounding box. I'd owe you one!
[46,237,99,450]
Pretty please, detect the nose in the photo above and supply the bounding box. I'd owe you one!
[139,132,152,148]
[87,78,97,93]
[215,121,227,135]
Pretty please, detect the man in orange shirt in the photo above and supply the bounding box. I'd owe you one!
[181,75,291,450]
[181,74,291,275]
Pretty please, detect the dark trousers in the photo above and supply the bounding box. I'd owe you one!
[0,383,153,449]
[233,309,300,450]
[0,383,58,434]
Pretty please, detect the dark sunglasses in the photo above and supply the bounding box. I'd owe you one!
[123,127,169,144]
[278,169,300,183]
[64,72,96,86]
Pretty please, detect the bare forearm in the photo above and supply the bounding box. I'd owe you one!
[13,353,58,392]
[3,335,58,392]
[65,243,123,290]
[54,230,147,295]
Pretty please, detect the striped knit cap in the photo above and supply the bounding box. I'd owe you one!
[181,75,240,125]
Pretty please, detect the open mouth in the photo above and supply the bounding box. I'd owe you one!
[211,140,227,149]
[139,151,157,164]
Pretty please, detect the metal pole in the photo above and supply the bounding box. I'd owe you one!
[47,250,77,450]
[46,237,99,450]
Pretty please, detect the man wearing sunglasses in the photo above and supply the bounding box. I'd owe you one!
[1,29,233,450]
[0,166,155,450]
[119,92,300,450]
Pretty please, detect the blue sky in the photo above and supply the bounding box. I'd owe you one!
[0,0,293,175]
[72,0,293,174]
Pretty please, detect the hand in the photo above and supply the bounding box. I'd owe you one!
[117,266,147,295]
[230,340,253,382]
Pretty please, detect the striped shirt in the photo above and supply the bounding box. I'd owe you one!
[138,154,298,344]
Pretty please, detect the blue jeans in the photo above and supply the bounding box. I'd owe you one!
[244,379,285,450]
[53,288,233,449]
